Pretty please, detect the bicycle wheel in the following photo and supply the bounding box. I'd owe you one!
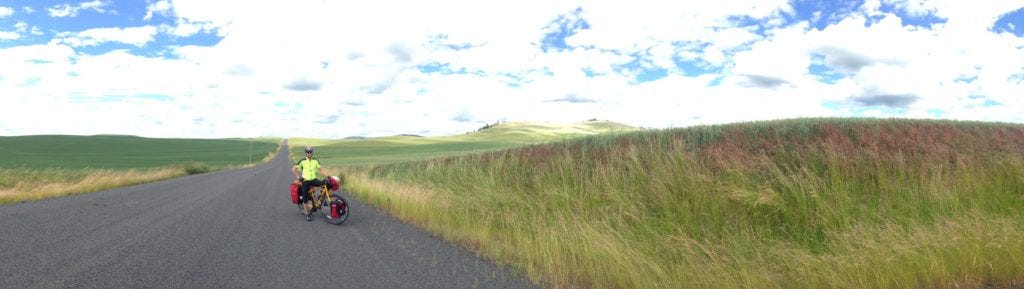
[321,193,349,225]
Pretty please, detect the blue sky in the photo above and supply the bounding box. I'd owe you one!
[0,0,1022,138]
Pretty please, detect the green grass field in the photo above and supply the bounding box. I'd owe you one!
[322,118,1024,289]
[0,135,280,169]
[0,135,280,204]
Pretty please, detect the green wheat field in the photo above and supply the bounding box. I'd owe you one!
[0,135,279,204]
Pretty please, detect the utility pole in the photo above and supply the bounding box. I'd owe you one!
[249,138,253,163]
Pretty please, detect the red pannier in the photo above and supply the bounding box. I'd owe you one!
[331,199,341,218]
[328,176,340,191]
[289,182,300,204]
[331,198,346,219]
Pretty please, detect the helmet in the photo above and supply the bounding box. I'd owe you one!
[304,146,313,154]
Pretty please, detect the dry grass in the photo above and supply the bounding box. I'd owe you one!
[333,169,449,226]
[0,142,282,205]
[236,149,281,169]
[0,167,184,204]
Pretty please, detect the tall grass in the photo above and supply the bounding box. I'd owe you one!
[342,118,1024,289]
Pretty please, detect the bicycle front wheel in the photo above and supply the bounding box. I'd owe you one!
[320,193,349,225]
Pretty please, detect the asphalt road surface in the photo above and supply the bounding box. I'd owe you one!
[0,146,537,289]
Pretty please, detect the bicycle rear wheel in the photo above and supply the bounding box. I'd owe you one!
[320,193,349,225]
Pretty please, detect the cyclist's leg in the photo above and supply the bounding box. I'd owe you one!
[305,179,325,213]
[309,179,324,188]
[300,181,315,215]
[300,183,313,221]
[308,179,324,204]
[300,181,314,203]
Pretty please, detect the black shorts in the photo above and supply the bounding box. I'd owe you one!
[299,179,324,200]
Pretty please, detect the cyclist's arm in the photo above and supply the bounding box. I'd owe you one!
[318,166,329,179]
[292,165,301,181]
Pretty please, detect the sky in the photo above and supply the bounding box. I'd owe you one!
[0,0,1022,138]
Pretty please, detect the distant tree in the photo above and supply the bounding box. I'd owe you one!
[476,120,503,132]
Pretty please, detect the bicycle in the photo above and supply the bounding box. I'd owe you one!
[296,177,350,225]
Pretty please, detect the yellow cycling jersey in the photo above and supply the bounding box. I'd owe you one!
[296,158,320,180]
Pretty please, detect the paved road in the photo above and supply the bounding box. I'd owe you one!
[0,146,537,289]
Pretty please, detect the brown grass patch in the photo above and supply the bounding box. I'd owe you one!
[0,167,184,204]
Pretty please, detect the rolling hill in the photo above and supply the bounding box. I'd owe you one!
[288,120,638,166]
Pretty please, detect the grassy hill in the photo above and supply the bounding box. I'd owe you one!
[460,120,637,142]
[289,120,637,166]
[339,118,1024,289]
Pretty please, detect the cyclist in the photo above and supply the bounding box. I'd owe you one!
[292,146,328,221]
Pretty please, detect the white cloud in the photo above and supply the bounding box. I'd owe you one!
[52,26,158,47]
[730,23,811,87]
[0,31,18,40]
[0,44,74,64]
[158,21,216,38]
[144,0,173,21]
[0,45,77,134]
[48,0,111,18]
[78,0,109,12]
[861,0,884,16]
[0,19,21,40]
[14,22,27,32]
[708,27,762,50]
[0,6,13,18]
[568,1,790,52]
[22,6,34,14]
[3,0,1023,138]
[883,0,939,17]
[48,5,74,17]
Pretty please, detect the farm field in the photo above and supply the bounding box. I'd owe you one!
[0,135,280,204]
[0,135,280,169]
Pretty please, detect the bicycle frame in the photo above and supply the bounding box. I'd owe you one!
[308,184,333,206]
